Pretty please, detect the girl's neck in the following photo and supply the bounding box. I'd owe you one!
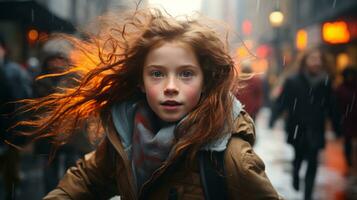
[142,100,175,133]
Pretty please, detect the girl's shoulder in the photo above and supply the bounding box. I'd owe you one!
[224,111,281,199]
[225,110,259,175]
[231,110,255,146]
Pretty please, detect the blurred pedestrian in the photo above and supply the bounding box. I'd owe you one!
[0,34,33,200]
[269,47,340,200]
[335,66,357,177]
[33,50,93,194]
[17,8,281,199]
[234,62,263,120]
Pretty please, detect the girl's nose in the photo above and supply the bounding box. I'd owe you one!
[164,77,179,96]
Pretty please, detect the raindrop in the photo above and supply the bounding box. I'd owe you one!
[332,0,337,8]
[345,104,349,117]
[283,56,286,66]
[324,76,329,86]
[12,182,15,199]
[350,93,355,112]
[293,98,297,112]
[31,9,34,22]
[293,125,299,139]
[256,0,260,13]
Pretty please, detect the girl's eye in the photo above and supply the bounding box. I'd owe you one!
[150,71,164,78]
[180,70,194,78]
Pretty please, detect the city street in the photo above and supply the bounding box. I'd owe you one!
[1,0,357,200]
[254,108,352,200]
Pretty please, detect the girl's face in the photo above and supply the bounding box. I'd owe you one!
[142,42,204,122]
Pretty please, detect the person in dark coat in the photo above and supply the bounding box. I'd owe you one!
[0,34,33,200]
[335,66,357,177]
[33,52,93,193]
[270,47,340,200]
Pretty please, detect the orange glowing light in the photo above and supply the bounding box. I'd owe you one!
[251,59,268,73]
[336,53,349,71]
[296,29,307,50]
[322,21,350,44]
[28,29,39,42]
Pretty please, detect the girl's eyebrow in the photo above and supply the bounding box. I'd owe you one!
[144,64,200,69]
[179,64,201,69]
[144,64,165,69]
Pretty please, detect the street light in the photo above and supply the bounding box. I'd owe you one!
[269,9,284,73]
[269,11,284,27]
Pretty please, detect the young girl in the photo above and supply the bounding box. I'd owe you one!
[21,8,280,199]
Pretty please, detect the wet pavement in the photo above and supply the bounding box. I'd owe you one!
[254,107,355,200]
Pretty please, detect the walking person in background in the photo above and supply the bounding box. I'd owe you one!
[269,47,340,200]
[16,8,281,199]
[33,51,93,194]
[335,66,357,184]
[0,34,33,200]
[234,62,263,120]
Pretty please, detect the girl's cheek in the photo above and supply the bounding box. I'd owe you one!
[184,86,202,104]
[145,85,160,99]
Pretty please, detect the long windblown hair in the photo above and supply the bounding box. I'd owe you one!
[18,8,237,159]
[298,47,331,74]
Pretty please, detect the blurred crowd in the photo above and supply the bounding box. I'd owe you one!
[234,47,357,200]
[0,34,94,200]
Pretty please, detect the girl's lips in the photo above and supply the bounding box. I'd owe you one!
[160,100,183,111]
[161,104,182,111]
[160,100,182,106]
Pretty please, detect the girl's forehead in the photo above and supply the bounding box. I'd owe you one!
[150,40,193,51]
[143,41,200,68]
[147,41,196,58]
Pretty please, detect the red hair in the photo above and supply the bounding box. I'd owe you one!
[17,8,238,159]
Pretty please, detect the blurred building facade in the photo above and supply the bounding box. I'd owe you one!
[201,0,357,79]
[0,0,140,64]
[293,0,357,84]
[200,0,293,75]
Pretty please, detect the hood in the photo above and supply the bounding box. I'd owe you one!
[200,97,243,151]
[231,109,256,146]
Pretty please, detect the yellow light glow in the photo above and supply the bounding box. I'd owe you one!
[237,46,249,58]
[322,21,350,44]
[269,11,284,27]
[296,29,308,50]
[336,53,349,71]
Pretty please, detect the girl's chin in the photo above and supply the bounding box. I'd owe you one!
[158,114,183,123]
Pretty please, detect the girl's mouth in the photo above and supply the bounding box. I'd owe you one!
[160,100,183,110]
[161,100,182,106]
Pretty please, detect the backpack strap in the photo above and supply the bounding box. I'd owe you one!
[199,150,229,200]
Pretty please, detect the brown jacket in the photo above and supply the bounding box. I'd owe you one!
[44,111,281,200]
